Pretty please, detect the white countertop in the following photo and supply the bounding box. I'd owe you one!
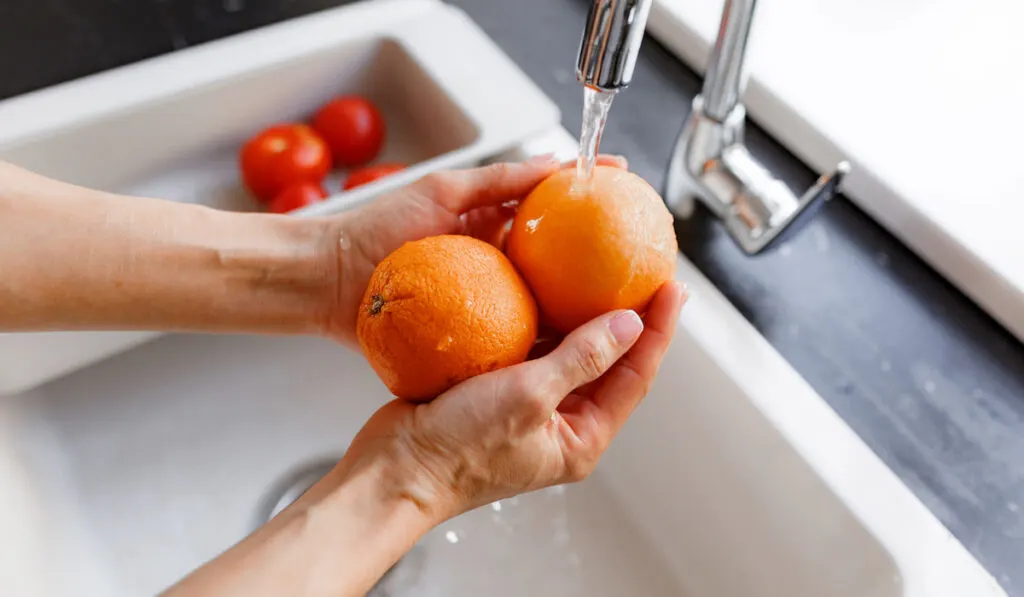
[649,0,1024,342]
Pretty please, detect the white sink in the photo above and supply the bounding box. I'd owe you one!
[0,129,1007,597]
[0,1,1006,596]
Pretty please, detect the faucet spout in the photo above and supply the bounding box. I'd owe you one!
[576,0,654,92]
[702,0,757,121]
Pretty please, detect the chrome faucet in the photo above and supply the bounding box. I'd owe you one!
[576,0,653,91]
[579,0,850,254]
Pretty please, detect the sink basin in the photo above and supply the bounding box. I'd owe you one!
[0,127,1006,597]
[0,0,1006,594]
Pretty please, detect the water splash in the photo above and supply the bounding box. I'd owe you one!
[576,87,616,184]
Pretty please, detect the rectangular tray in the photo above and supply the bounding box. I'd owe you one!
[0,0,561,395]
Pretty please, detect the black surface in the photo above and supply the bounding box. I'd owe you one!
[2,0,1023,592]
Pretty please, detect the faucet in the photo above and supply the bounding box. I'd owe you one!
[578,0,850,254]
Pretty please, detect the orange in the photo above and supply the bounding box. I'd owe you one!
[356,235,539,402]
[506,166,677,333]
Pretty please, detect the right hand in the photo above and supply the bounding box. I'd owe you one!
[334,280,687,521]
[317,154,627,349]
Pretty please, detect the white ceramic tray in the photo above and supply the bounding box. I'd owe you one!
[0,0,560,395]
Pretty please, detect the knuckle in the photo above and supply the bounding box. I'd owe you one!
[486,162,514,182]
[575,336,609,380]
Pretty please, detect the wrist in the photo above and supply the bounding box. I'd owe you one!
[313,215,365,348]
[323,445,454,531]
[210,210,340,336]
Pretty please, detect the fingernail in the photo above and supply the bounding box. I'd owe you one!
[615,154,629,169]
[528,153,558,165]
[609,310,643,344]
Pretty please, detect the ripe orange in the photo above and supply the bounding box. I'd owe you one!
[356,235,539,402]
[506,166,678,333]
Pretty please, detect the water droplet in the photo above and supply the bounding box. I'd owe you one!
[525,216,543,233]
[880,360,892,372]
[445,530,459,544]
[923,380,936,394]
[339,233,352,251]
[490,501,502,512]
[1008,501,1019,513]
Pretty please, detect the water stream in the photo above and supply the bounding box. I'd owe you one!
[575,86,617,184]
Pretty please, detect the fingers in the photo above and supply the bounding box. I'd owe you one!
[461,153,629,247]
[417,153,630,216]
[519,309,645,414]
[590,281,687,435]
[418,157,561,215]
[462,204,517,249]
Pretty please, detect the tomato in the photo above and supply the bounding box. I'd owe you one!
[311,96,385,168]
[342,163,406,191]
[240,124,332,202]
[268,181,328,214]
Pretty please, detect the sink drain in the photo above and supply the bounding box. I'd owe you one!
[254,457,424,595]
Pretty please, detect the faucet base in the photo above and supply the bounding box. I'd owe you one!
[665,96,850,255]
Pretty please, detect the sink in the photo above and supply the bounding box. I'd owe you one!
[0,129,1007,597]
[0,1,1007,595]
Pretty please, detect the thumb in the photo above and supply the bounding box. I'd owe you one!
[527,310,644,410]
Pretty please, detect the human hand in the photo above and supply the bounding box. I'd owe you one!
[334,280,686,522]
[321,154,627,348]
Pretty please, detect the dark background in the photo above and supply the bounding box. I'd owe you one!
[1,0,1022,592]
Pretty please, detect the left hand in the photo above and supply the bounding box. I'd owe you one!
[334,280,686,524]
[321,154,628,348]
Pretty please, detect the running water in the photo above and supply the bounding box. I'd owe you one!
[576,86,616,184]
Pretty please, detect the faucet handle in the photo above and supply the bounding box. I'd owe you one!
[724,156,851,255]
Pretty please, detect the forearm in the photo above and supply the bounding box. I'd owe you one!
[161,457,436,597]
[0,162,338,335]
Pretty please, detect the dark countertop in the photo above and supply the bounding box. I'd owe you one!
[2,0,1022,592]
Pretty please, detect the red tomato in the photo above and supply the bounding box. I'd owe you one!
[268,181,328,214]
[240,124,332,202]
[343,163,406,191]
[311,96,385,168]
